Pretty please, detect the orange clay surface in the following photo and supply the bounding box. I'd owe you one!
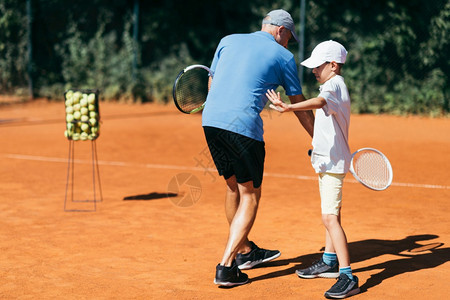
[0,99,449,299]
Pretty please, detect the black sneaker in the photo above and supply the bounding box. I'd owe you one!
[235,241,281,270]
[295,258,339,279]
[214,261,249,287]
[324,273,360,299]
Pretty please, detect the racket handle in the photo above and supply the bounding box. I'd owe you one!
[308,149,312,157]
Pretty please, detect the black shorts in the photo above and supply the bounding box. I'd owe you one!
[203,126,265,188]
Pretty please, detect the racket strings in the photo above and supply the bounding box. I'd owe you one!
[175,68,209,113]
[353,152,391,189]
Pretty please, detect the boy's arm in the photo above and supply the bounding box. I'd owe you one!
[288,96,326,110]
[267,89,326,111]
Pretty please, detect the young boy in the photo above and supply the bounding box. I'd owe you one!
[266,40,360,299]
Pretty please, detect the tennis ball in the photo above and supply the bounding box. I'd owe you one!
[72,91,82,104]
[80,98,88,107]
[66,114,74,123]
[80,123,90,132]
[88,104,96,112]
[73,103,81,111]
[65,98,73,107]
[87,93,96,104]
[91,127,98,134]
[89,118,97,126]
[80,107,88,115]
[89,111,97,118]
[66,90,74,99]
[81,115,89,122]
[73,111,81,120]
[66,122,74,131]
[72,133,80,141]
[66,106,74,114]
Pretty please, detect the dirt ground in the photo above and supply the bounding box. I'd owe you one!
[0,99,449,299]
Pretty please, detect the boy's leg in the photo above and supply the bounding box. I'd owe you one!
[324,213,339,253]
[296,173,344,279]
[323,226,338,266]
[319,173,359,298]
[322,214,350,268]
[296,221,339,279]
[319,173,349,268]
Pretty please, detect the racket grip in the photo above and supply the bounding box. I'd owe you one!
[308,149,312,157]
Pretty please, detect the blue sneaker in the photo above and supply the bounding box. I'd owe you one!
[324,273,360,298]
[296,259,339,279]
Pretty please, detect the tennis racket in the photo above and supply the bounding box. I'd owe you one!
[308,148,393,191]
[172,64,212,114]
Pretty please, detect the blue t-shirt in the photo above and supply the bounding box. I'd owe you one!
[202,31,302,141]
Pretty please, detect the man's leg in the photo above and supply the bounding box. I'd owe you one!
[224,176,259,254]
[224,176,239,224]
[220,180,261,267]
[214,180,259,286]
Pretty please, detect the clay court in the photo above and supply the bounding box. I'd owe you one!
[0,99,449,299]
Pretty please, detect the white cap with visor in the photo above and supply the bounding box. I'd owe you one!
[301,40,347,68]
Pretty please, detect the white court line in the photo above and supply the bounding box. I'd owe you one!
[3,153,450,190]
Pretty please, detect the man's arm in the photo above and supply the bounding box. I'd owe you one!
[288,94,315,138]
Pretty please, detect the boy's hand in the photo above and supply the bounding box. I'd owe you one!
[266,89,291,112]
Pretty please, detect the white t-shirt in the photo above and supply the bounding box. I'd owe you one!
[311,75,351,174]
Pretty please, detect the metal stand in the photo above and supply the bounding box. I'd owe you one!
[64,139,103,212]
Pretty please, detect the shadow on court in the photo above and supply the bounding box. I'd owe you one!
[123,192,177,201]
[250,234,448,292]
[354,246,449,293]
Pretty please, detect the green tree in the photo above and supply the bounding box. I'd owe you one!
[0,0,27,93]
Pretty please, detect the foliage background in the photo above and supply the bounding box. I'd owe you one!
[0,0,448,115]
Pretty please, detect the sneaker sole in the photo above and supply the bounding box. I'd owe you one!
[213,278,249,287]
[296,271,340,279]
[325,287,360,299]
[238,252,281,270]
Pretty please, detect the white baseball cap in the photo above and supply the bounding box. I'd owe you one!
[301,40,347,68]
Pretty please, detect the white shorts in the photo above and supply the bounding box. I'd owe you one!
[318,173,346,216]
